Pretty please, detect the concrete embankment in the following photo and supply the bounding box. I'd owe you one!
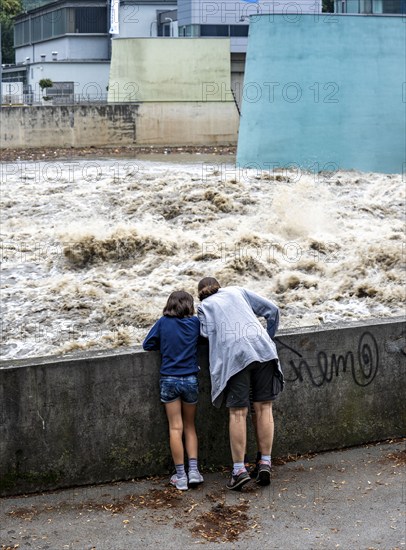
[0,103,239,149]
[0,317,405,497]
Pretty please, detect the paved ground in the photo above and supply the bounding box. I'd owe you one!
[1,440,404,550]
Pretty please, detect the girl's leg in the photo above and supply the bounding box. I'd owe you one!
[182,401,203,484]
[181,402,198,460]
[164,400,184,466]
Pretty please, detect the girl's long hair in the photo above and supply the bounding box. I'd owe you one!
[163,290,195,318]
[198,277,221,301]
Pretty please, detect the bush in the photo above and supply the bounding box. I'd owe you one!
[39,78,53,90]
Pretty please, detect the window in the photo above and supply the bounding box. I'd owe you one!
[230,25,248,37]
[382,0,404,12]
[14,20,30,46]
[75,7,107,33]
[200,25,228,37]
[31,16,42,42]
[14,6,107,46]
[46,81,74,103]
[345,0,359,12]
[42,11,53,39]
[53,8,66,36]
[184,24,199,37]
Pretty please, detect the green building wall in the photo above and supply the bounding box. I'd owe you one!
[108,38,234,102]
[237,15,406,174]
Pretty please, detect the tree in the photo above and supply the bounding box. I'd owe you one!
[0,0,23,64]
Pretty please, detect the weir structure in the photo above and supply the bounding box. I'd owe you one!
[0,317,405,496]
[237,14,406,174]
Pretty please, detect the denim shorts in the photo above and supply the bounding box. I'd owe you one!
[160,375,199,404]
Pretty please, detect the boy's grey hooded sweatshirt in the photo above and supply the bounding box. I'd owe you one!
[197,286,283,407]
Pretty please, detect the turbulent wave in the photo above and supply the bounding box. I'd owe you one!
[61,224,178,267]
[1,158,405,359]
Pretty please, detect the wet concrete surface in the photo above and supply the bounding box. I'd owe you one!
[1,440,404,550]
[0,145,236,163]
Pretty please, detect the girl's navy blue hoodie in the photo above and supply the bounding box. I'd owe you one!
[143,315,201,376]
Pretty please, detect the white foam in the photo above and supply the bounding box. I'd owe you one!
[1,159,404,359]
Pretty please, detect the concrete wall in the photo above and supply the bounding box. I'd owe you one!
[1,318,404,496]
[108,38,233,102]
[0,102,239,148]
[136,102,238,144]
[0,104,138,148]
[237,14,406,174]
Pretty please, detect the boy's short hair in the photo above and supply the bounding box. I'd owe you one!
[198,277,221,301]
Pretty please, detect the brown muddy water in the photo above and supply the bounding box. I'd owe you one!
[1,156,405,359]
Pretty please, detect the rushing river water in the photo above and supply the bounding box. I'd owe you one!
[1,156,405,360]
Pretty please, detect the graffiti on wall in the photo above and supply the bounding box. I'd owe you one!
[277,331,379,388]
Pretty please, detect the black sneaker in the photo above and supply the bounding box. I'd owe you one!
[244,453,250,472]
[249,452,262,479]
[226,468,251,491]
[256,460,271,486]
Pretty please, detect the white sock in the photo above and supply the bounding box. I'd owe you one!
[232,462,245,475]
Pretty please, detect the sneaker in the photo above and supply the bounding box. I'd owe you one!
[170,474,188,491]
[226,468,251,491]
[256,460,271,486]
[188,470,204,487]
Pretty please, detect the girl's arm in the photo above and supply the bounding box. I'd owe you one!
[142,319,161,351]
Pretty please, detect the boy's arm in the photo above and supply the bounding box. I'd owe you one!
[142,319,161,351]
[242,288,279,339]
[197,306,209,338]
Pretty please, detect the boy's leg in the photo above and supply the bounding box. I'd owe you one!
[229,407,249,463]
[251,360,281,486]
[252,401,273,486]
[251,408,259,445]
[164,400,184,466]
[251,359,280,456]
[224,367,252,489]
[248,405,262,478]
[252,401,274,456]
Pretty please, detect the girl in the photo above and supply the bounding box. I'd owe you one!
[143,290,204,491]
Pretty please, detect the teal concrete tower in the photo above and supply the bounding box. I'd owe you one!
[237,14,406,174]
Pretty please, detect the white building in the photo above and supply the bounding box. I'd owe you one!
[334,0,405,13]
[3,0,322,105]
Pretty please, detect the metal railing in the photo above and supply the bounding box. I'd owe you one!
[2,92,109,106]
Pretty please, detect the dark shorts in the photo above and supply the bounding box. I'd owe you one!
[225,360,282,408]
[160,375,199,404]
